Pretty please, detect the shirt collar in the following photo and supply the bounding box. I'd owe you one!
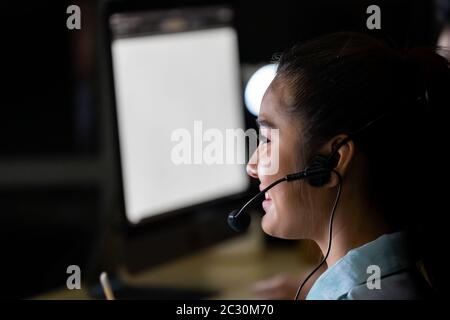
[306,231,415,300]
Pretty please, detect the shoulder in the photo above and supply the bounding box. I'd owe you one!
[341,269,432,300]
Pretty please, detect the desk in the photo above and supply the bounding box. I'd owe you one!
[35,216,314,300]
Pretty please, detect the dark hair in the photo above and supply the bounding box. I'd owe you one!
[274,32,450,293]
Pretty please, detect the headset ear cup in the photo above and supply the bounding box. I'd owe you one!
[307,155,333,187]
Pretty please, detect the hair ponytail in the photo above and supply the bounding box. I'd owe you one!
[401,46,450,296]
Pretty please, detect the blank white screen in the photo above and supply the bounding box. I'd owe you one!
[111,27,249,224]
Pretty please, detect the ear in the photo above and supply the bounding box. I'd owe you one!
[320,134,355,188]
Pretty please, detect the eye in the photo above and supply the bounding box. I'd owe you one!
[259,134,271,144]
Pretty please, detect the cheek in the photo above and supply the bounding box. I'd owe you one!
[274,183,303,216]
[257,144,291,183]
[263,184,305,237]
[257,145,279,177]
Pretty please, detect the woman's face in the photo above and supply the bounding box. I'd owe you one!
[247,80,326,240]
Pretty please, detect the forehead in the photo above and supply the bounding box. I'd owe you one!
[259,78,293,121]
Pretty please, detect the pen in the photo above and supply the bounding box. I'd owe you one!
[100,272,115,300]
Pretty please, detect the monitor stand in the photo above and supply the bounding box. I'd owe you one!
[88,278,218,300]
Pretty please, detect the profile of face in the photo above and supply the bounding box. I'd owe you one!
[246,80,333,240]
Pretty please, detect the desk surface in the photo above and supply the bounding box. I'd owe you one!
[36,216,314,300]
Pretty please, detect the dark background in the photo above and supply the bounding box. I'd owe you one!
[0,0,443,299]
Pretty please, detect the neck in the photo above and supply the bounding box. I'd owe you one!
[315,185,393,268]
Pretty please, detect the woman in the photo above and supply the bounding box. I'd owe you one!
[247,32,449,299]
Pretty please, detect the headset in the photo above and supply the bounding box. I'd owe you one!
[227,139,348,231]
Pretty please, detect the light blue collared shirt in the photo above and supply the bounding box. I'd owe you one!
[306,232,426,300]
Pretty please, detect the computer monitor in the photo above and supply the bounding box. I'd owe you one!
[103,3,251,279]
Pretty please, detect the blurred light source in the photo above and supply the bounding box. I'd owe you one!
[244,64,277,116]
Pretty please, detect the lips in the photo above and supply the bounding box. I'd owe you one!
[262,198,273,212]
[260,185,273,211]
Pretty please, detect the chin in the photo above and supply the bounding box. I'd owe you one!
[261,213,287,239]
[261,213,304,240]
[261,214,277,237]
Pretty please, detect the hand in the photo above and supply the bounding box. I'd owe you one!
[251,273,302,300]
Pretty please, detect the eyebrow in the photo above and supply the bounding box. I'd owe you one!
[255,118,277,129]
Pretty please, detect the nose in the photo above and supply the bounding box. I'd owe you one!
[246,149,259,179]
